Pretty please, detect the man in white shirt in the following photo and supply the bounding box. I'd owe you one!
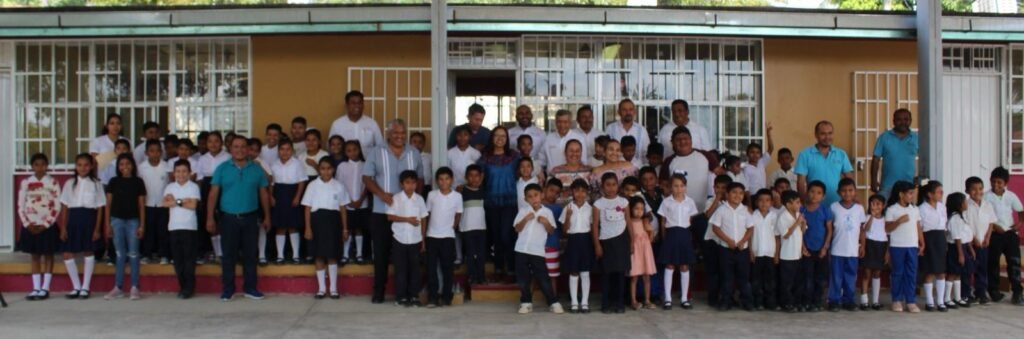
[982,167,1024,304]
[508,105,546,159]
[573,106,602,160]
[541,109,589,171]
[657,99,713,156]
[606,99,651,162]
[329,90,385,157]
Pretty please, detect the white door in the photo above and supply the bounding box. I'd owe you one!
[939,72,1002,189]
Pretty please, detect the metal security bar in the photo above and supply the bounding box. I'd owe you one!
[12,37,251,171]
[448,38,518,70]
[1007,44,1023,172]
[347,67,433,144]
[852,71,919,202]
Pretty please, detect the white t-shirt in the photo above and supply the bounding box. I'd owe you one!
[460,186,486,232]
[665,152,710,211]
[748,209,778,258]
[447,146,481,187]
[704,198,723,242]
[658,195,698,229]
[271,157,306,185]
[774,209,803,261]
[606,121,651,161]
[420,152,433,186]
[768,167,797,189]
[885,204,921,248]
[329,115,384,157]
[335,160,368,210]
[301,178,352,213]
[830,202,866,257]
[966,198,997,243]
[387,192,429,245]
[984,190,1023,232]
[865,216,888,242]
[60,177,106,208]
[710,202,752,248]
[594,196,628,240]
[541,129,590,170]
[919,201,948,232]
[741,155,771,191]
[302,149,329,177]
[513,206,554,257]
[507,124,546,159]
[138,159,171,207]
[426,190,463,239]
[259,144,279,166]
[516,177,538,212]
[574,127,602,160]
[560,201,593,234]
[197,150,229,180]
[163,181,200,231]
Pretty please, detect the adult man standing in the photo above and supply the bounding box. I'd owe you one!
[329,90,385,156]
[795,121,854,206]
[206,136,272,302]
[541,109,589,170]
[573,105,602,157]
[362,119,424,304]
[870,109,918,198]
[447,103,491,150]
[508,105,546,158]
[606,99,651,161]
[657,99,714,156]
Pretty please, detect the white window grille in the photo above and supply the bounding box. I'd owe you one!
[852,71,919,201]
[347,67,432,143]
[448,38,518,70]
[1007,44,1023,172]
[12,37,251,170]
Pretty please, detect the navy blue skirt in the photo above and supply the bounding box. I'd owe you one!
[661,227,696,267]
[862,239,888,270]
[17,224,59,255]
[921,230,948,274]
[946,243,972,276]
[600,232,631,274]
[60,208,98,253]
[272,183,303,229]
[310,210,341,259]
[562,233,594,274]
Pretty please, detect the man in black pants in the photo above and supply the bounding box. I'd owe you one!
[362,119,423,304]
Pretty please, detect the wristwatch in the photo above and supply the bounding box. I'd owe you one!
[176,199,183,207]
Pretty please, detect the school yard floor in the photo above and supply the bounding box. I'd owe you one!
[1,291,1022,339]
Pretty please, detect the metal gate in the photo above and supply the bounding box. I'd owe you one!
[347,67,432,142]
[852,71,918,202]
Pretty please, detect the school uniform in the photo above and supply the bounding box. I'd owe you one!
[595,196,630,311]
[139,159,172,260]
[460,186,488,283]
[767,167,797,189]
[702,197,724,306]
[919,202,948,275]
[301,177,351,259]
[946,215,975,278]
[559,201,594,274]
[335,159,369,259]
[387,191,429,303]
[60,177,106,253]
[748,209,778,309]
[657,196,698,267]
[828,202,866,306]
[447,146,481,187]
[885,203,921,304]
[513,205,558,307]
[426,190,463,305]
[164,181,201,295]
[862,217,888,270]
[259,144,279,167]
[168,156,199,180]
[775,209,805,308]
[420,152,433,193]
[270,157,306,230]
[516,177,538,212]
[983,190,1023,299]
[726,172,747,190]
[742,155,771,191]
[17,175,62,255]
[800,204,832,307]
[302,149,329,179]
[710,202,753,308]
[965,198,997,300]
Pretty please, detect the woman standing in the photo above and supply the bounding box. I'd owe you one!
[548,139,592,205]
[477,126,520,280]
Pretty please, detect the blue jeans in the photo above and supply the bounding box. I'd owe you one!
[890,247,918,303]
[111,217,141,289]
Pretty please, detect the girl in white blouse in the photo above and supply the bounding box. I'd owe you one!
[336,140,370,264]
[302,158,351,299]
[60,153,107,300]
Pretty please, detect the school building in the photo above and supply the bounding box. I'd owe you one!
[0,3,1021,293]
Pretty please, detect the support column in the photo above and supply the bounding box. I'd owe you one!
[430,0,449,176]
[0,41,14,250]
[916,1,942,182]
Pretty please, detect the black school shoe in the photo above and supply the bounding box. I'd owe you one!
[925,304,936,312]
[937,304,948,312]
[842,303,858,311]
[65,290,80,299]
[871,303,883,311]
[827,303,840,312]
[978,297,991,305]
[680,301,693,310]
[859,303,869,311]
[990,292,1005,303]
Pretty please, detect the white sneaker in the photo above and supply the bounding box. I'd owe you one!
[550,302,565,314]
[518,303,533,314]
[104,288,124,300]
[129,287,140,300]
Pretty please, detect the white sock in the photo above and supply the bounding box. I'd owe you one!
[328,264,339,293]
[64,259,81,290]
[944,280,953,304]
[258,228,267,260]
[663,268,675,304]
[871,278,881,304]
[569,275,580,306]
[43,273,53,291]
[212,235,223,257]
[952,281,962,302]
[924,282,934,305]
[82,256,95,291]
[342,236,352,259]
[316,269,326,293]
[32,273,41,291]
[935,280,946,305]
[580,272,591,307]
[860,293,868,304]
[276,235,286,259]
[355,235,364,257]
[680,271,691,302]
[455,234,463,262]
[289,233,301,259]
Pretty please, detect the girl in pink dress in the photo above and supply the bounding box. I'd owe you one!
[628,196,656,310]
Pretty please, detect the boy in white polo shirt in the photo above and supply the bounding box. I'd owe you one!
[964,176,998,305]
[387,170,430,307]
[748,188,778,311]
[983,167,1024,305]
[425,167,463,308]
[827,178,866,312]
[776,190,806,313]
[513,183,564,315]
[162,160,201,299]
[139,140,172,264]
[711,182,753,311]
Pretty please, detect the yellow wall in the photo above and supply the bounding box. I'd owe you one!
[763,37,917,173]
[251,34,431,142]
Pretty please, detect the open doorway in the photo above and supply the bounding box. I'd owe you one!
[451,70,517,130]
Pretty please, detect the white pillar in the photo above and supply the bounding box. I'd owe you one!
[916,1,942,182]
[430,0,449,176]
[0,41,14,251]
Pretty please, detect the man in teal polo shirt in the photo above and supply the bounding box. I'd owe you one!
[870,109,918,198]
[795,120,854,206]
[206,136,271,302]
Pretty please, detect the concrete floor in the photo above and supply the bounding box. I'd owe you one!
[1,293,1022,339]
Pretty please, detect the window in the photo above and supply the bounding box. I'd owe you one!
[13,38,250,170]
[1010,45,1024,172]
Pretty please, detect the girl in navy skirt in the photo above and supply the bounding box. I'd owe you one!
[60,153,107,299]
[859,194,888,310]
[593,172,631,314]
[270,140,307,264]
[657,173,699,310]
[944,192,974,309]
[303,158,351,299]
[559,179,594,313]
[918,180,948,311]
[336,140,369,264]
[18,153,62,301]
